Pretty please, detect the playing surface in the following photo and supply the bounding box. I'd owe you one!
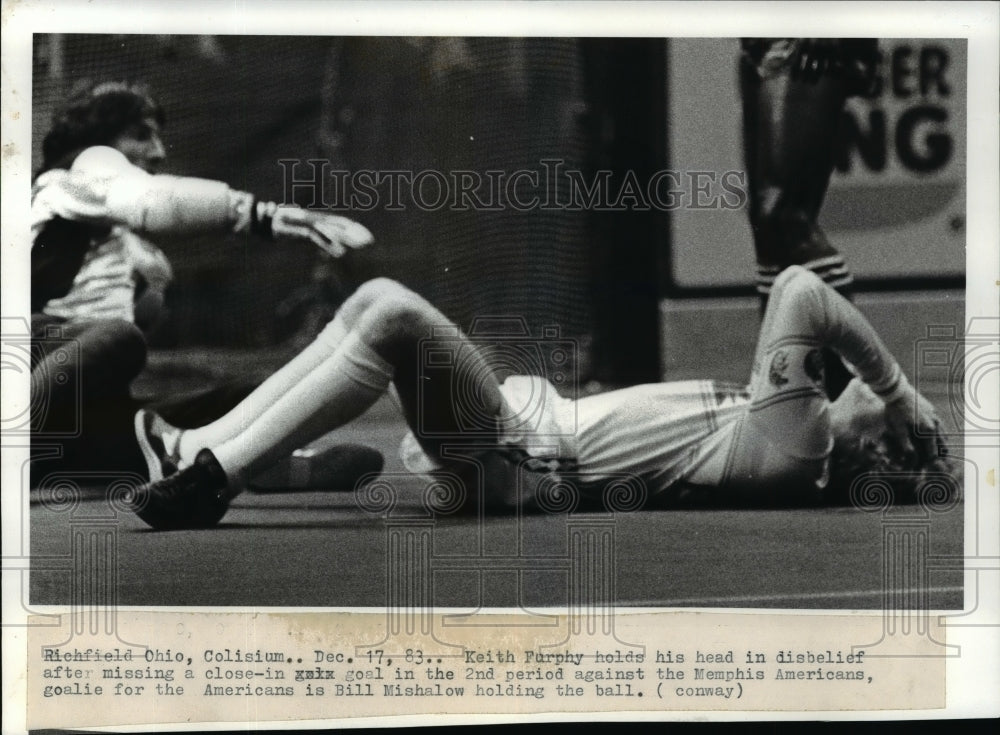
[27,306,966,610]
[22,36,970,613]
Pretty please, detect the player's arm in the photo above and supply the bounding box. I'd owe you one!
[773,266,940,460]
[721,265,939,498]
[41,146,373,256]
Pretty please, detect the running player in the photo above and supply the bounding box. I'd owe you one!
[131,265,948,529]
[740,38,881,396]
[31,81,376,481]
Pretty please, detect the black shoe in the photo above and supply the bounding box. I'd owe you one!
[134,408,180,482]
[130,449,231,531]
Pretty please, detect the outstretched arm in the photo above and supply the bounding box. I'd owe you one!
[33,146,373,256]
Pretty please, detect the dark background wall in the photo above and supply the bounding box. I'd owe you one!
[33,34,663,384]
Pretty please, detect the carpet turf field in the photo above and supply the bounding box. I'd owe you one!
[26,292,968,610]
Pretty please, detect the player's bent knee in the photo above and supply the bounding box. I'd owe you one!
[363,294,438,349]
[85,319,147,374]
[339,278,419,329]
[355,277,411,304]
[56,330,145,395]
[369,280,434,315]
[95,318,144,342]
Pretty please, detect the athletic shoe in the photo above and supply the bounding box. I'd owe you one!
[129,448,231,531]
[134,408,180,482]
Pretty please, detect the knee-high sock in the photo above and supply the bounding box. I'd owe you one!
[187,332,392,482]
[173,314,347,459]
[756,255,854,299]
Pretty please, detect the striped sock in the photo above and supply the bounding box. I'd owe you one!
[756,255,854,297]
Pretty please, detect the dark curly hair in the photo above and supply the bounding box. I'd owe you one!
[825,428,957,507]
[39,80,164,174]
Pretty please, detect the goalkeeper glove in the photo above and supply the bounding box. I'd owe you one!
[251,201,373,257]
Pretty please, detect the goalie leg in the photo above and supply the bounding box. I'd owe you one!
[31,317,147,478]
[740,38,878,397]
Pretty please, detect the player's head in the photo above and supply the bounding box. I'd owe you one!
[827,379,953,504]
[40,80,166,174]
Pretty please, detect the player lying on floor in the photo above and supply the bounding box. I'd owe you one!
[130,266,950,529]
[31,80,378,484]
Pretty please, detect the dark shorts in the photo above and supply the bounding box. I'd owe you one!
[740,38,880,96]
[28,313,258,484]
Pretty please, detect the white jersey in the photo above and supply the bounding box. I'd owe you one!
[32,147,173,323]
[570,379,751,493]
